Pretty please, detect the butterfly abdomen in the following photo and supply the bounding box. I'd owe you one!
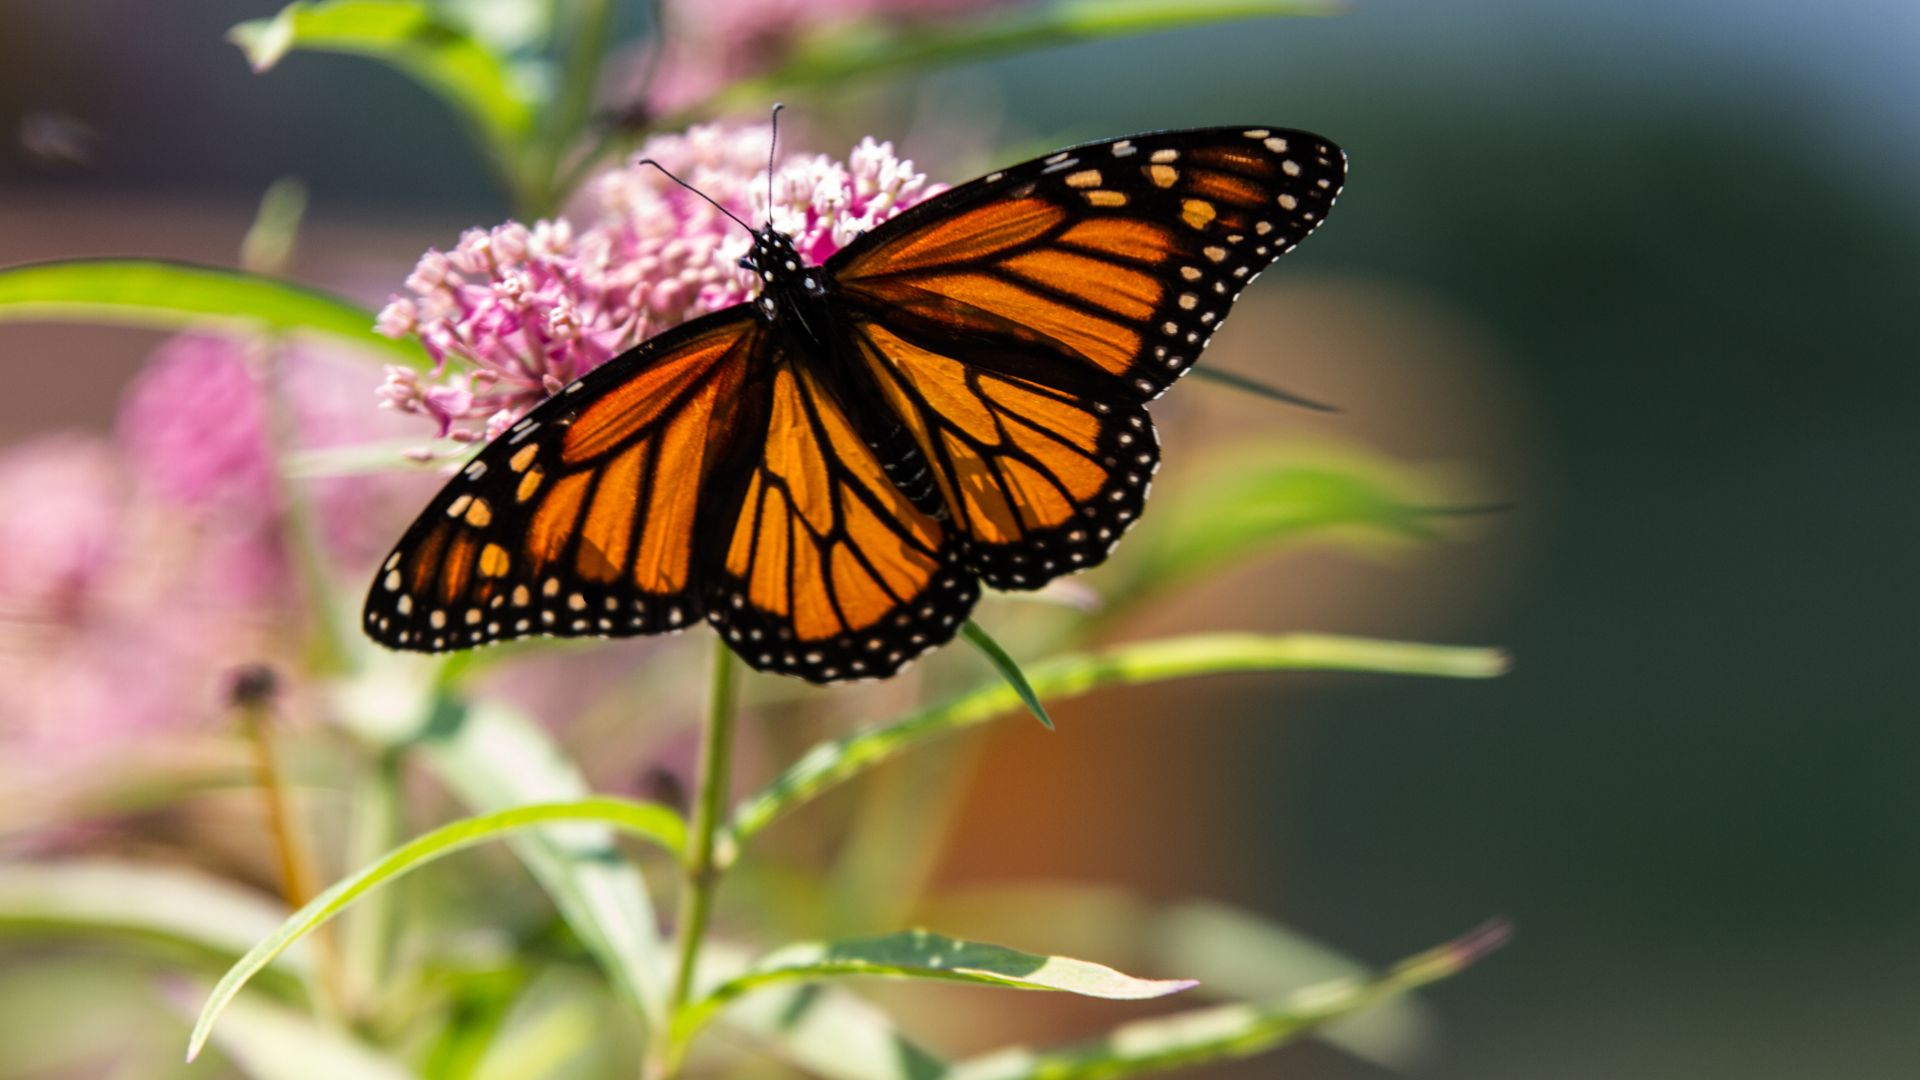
[870,422,947,520]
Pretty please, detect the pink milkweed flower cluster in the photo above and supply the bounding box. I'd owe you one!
[375,123,946,441]
[646,0,1013,115]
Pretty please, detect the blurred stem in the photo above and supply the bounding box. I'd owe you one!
[233,677,350,1023]
[537,0,617,215]
[240,180,353,676]
[258,337,355,677]
[240,177,308,279]
[552,0,664,199]
[650,638,738,1078]
[341,750,402,1019]
[829,735,981,937]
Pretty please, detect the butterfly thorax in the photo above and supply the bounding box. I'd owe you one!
[738,225,944,517]
[740,226,834,345]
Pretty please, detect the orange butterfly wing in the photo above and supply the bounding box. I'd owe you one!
[364,310,763,650]
[826,127,1345,588]
[702,356,977,682]
[368,127,1344,680]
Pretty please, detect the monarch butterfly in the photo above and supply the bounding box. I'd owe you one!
[365,125,1345,682]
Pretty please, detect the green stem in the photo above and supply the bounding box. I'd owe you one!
[233,675,349,1022]
[340,750,402,1017]
[650,638,739,1078]
[258,338,354,677]
[537,0,617,215]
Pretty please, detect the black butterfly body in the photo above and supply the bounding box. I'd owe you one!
[365,126,1346,682]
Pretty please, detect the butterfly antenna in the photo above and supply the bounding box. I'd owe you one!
[634,158,754,236]
[765,102,784,227]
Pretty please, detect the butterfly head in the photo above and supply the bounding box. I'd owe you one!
[740,226,824,318]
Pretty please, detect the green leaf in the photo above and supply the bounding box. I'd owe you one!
[231,1,537,199]
[168,987,416,1080]
[961,620,1053,730]
[186,796,686,1062]
[680,0,1339,124]
[333,670,678,1027]
[947,921,1510,1080]
[0,956,202,1079]
[922,886,1433,1070]
[467,969,611,1080]
[677,931,1195,1046]
[0,858,308,980]
[1118,444,1473,603]
[700,941,951,1080]
[1145,902,1433,1068]
[0,258,427,367]
[727,632,1508,851]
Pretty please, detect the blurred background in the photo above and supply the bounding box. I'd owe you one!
[1,1,1915,1078]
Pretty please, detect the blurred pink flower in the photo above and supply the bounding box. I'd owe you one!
[118,334,277,509]
[0,333,436,773]
[0,434,262,767]
[647,0,1014,115]
[119,333,436,581]
[378,123,945,439]
[0,436,128,619]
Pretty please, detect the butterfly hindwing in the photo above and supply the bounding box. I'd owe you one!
[826,126,1343,588]
[702,358,979,683]
[845,319,1158,589]
[364,310,764,650]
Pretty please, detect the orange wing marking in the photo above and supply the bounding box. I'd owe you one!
[528,470,592,571]
[563,330,742,463]
[1002,248,1163,320]
[843,198,1066,278]
[1058,218,1178,263]
[578,440,649,582]
[913,273,1139,375]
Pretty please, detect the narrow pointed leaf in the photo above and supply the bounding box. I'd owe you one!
[727,633,1507,851]
[1113,445,1485,608]
[962,620,1053,730]
[1188,365,1338,411]
[678,931,1194,1045]
[187,797,685,1062]
[0,258,426,367]
[333,672,675,1025]
[922,885,1433,1069]
[0,859,308,979]
[168,987,416,1080]
[700,941,951,1080]
[948,921,1510,1080]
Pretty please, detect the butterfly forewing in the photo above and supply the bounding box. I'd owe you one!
[827,126,1343,587]
[830,126,1344,399]
[364,310,763,650]
[703,358,979,682]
